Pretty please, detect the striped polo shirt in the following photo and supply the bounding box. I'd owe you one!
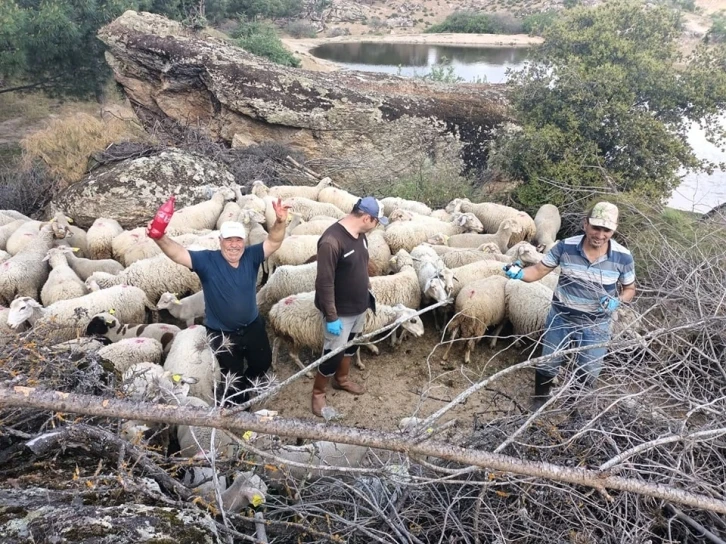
[542,235,635,319]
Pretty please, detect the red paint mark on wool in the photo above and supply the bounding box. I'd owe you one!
[284,297,295,305]
[468,289,476,298]
[134,338,146,344]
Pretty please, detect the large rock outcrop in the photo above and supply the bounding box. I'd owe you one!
[52,150,235,229]
[97,11,509,188]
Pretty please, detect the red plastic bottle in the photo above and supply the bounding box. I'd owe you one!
[148,195,175,239]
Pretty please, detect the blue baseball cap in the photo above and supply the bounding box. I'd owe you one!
[354,196,388,225]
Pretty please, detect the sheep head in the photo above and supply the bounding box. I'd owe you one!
[389,209,414,222]
[453,212,484,233]
[392,305,425,337]
[156,292,181,309]
[423,276,449,303]
[8,297,43,328]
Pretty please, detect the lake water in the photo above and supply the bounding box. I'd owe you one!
[310,42,725,213]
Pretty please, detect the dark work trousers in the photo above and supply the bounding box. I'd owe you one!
[207,315,272,406]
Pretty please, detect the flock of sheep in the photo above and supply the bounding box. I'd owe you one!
[0,179,566,457]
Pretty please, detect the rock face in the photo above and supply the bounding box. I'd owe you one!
[97,11,509,188]
[52,149,235,229]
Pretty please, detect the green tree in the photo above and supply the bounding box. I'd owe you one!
[490,0,726,209]
[0,0,145,99]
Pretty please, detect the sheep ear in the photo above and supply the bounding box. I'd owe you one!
[457,215,467,226]
[42,253,51,262]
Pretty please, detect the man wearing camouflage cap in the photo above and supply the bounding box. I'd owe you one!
[504,201,636,410]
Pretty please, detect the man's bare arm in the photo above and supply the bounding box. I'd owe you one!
[152,235,192,269]
[620,282,636,303]
[521,262,555,283]
[263,218,286,258]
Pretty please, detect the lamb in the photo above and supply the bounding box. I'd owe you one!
[504,280,554,342]
[0,224,54,305]
[40,247,88,306]
[458,199,536,244]
[446,219,522,252]
[6,219,58,255]
[282,197,345,221]
[86,312,180,354]
[442,275,509,364]
[266,235,320,276]
[449,260,507,299]
[506,242,544,266]
[370,249,421,310]
[256,263,317,317]
[367,230,392,276]
[317,186,359,213]
[156,291,206,327]
[269,292,425,372]
[53,214,88,257]
[121,362,194,402]
[0,219,25,251]
[167,187,235,234]
[7,285,152,342]
[410,244,454,304]
[533,204,561,253]
[97,337,164,373]
[85,253,202,304]
[86,217,124,260]
[216,201,242,229]
[162,325,221,403]
[111,227,147,265]
[175,395,239,458]
[239,208,269,246]
[1,305,28,344]
[285,212,305,235]
[290,216,337,236]
[173,231,220,251]
[383,213,484,254]
[434,243,510,268]
[269,177,334,201]
[120,236,162,266]
[65,251,125,280]
[380,197,432,217]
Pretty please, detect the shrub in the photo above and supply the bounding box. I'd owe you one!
[0,158,61,217]
[521,11,559,36]
[20,112,148,186]
[706,13,726,43]
[285,19,318,39]
[232,21,301,67]
[426,11,524,34]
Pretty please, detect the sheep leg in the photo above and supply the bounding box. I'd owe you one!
[355,350,366,371]
[464,339,474,364]
[489,322,506,349]
[271,337,280,368]
[362,343,379,355]
[442,327,458,361]
[289,347,313,379]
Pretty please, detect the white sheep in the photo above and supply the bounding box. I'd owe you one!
[7,285,152,342]
[506,242,544,267]
[156,291,206,327]
[163,325,221,403]
[40,247,88,306]
[458,199,536,244]
[380,197,432,217]
[449,260,507,299]
[370,249,421,310]
[0,250,9,264]
[433,243,510,268]
[111,227,147,265]
[269,292,425,372]
[0,305,28,344]
[167,187,235,234]
[121,362,193,402]
[368,230,392,276]
[216,201,242,229]
[266,235,320,276]
[53,214,88,257]
[269,177,334,201]
[85,312,180,354]
[0,210,31,225]
[175,395,239,458]
[0,219,26,251]
[442,275,509,364]
[388,209,442,224]
[282,197,345,222]
[173,231,220,251]
[410,244,454,304]
[0,224,55,305]
[239,208,268,246]
[256,263,317,317]
[533,204,561,253]
[65,251,125,280]
[447,218,522,252]
[290,216,337,236]
[317,186,359,213]
[383,213,484,254]
[504,280,554,342]
[121,236,162,266]
[98,337,164,373]
[85,253,202,304]
[86,217,124,260]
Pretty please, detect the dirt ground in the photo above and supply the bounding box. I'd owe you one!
[258,314,535,433]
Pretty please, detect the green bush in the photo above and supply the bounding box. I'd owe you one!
[521,11,558,35]
[706,13,726,43]
[232,21,300,67]
[426,11,524,34]
[285,19,318,38]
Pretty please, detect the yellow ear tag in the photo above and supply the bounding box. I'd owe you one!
[250,493,264,507]
[172,374,182,383]
[108,309,116,315]
[242,431,254,441]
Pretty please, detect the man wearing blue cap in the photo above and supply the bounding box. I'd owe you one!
[312,196,388,417]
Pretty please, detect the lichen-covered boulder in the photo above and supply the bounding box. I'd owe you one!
[0,487,220,543]
[52,150,236,229]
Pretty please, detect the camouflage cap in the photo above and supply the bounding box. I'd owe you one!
[588,201,618,231]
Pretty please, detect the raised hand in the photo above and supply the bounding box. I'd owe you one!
[272,197,291,224]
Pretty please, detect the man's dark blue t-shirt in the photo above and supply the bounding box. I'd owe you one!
[190,244,265,332]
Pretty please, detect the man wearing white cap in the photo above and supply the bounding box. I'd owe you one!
[312,196,388,417]
[150,197,289,406]
[504,201,636,410]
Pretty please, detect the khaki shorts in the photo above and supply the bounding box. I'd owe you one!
[322,313,366,354]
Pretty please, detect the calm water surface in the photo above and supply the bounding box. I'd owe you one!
[310,42,725,212]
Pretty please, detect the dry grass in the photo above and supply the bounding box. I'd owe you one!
[20,112,150,186]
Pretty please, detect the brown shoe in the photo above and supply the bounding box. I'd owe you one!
[331,356,365,395]
[311,371,329,417]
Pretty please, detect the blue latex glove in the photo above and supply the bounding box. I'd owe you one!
[600,295,620,314]
[326,319,343,336]
[503,261,524,280]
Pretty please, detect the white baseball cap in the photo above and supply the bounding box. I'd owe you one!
[219,221,246,239]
